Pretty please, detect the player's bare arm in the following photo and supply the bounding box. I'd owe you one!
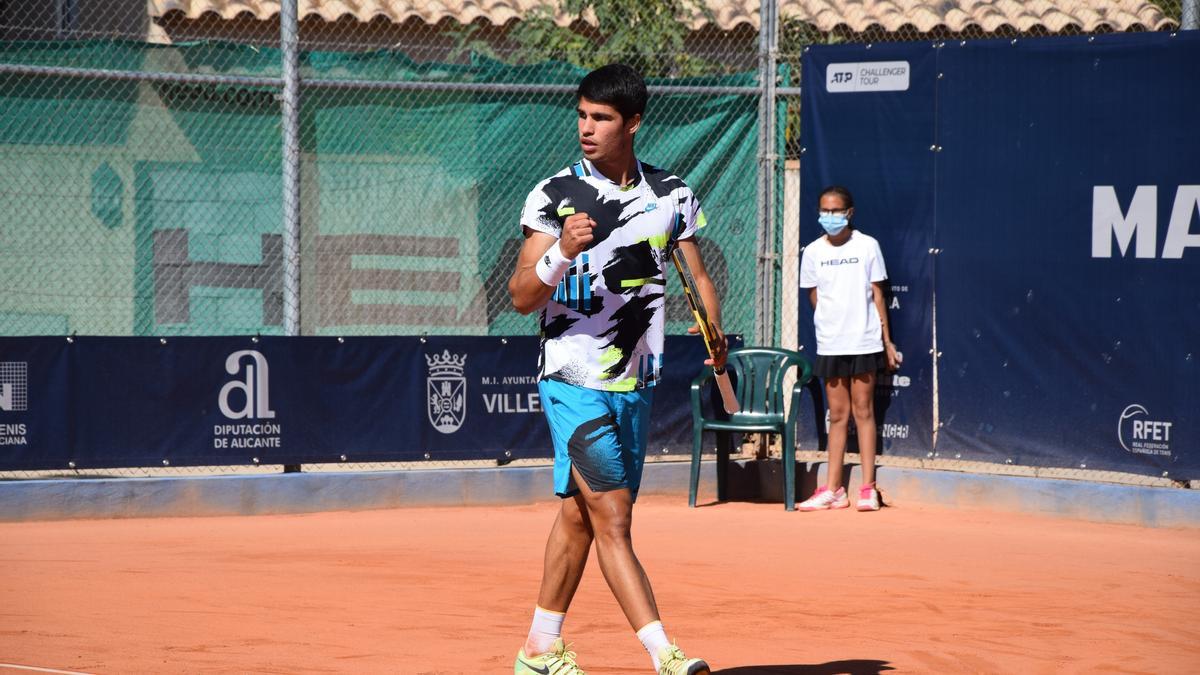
[509,213,597,315]
[675,237,727,370]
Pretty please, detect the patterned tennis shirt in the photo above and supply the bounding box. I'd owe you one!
[520,157,706,391]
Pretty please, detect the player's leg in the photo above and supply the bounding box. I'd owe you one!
[535,493,593,613]
[515,500,592,672]
[800,374,851,510]
[561,383,657,630]
[571,466,658,628]
[522,493,592,660]
[516,383,597,673]
[850,370,881,511]
[571,470,707,673]
[569,389,709,674]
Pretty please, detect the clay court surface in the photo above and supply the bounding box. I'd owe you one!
[1,496,1198,674]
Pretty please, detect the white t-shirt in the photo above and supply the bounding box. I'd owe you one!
[799,229,887,355]
[520,158,704,391]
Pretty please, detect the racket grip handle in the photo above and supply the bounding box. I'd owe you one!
[714,369,740,414]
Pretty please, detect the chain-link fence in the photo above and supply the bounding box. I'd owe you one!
[0,0,769,340]
[0,0,1190,484]
[0,0,1187,339]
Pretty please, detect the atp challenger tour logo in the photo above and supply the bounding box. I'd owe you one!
[427,350,467,434]
[827,61,910,93]
[1118,404,1172,457]
[214,350,281,451]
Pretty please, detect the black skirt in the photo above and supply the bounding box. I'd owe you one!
[813,351,887,379]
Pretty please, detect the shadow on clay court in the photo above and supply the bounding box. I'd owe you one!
[713,660,894,674]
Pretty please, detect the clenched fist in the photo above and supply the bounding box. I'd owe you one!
[560,212,597,258]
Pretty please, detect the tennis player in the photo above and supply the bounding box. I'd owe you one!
[508,63,723,675]
[798,185,900,512]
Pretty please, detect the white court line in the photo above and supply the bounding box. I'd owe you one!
[0,664,95,675]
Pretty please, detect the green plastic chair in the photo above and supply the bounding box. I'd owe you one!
[689,347,813,510]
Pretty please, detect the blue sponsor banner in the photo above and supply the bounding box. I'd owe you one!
[933,32,1199,477]
[0,338,70,464]
[0,334,731,471]
[801,32,1200,477]
[799,41,937,456]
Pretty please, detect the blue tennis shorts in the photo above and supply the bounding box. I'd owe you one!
[538,378,654,500]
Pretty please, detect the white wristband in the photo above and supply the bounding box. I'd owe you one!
[535,242,572,287]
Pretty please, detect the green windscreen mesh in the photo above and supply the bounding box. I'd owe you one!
[0,41,761,338]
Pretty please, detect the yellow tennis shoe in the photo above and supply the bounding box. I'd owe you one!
[657,643,710,675]
[515,638,586,674]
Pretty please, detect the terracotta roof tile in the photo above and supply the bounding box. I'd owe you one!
[148,0,1180,33]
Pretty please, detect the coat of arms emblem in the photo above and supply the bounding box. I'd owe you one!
[426,349,467,434]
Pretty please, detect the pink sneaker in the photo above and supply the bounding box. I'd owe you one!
[798,486,849,511]
[857,483,881,511]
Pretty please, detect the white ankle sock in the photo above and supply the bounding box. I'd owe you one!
[636,620,671,670]
[525,606,565,655]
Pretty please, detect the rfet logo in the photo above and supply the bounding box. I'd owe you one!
[219,350,275,420]
[427,350,467,434]
[1118,404,1172,456]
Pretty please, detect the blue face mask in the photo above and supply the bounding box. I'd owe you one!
[818,212,849,236]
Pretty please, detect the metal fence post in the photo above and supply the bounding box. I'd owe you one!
[766,0,779,347]
[280,0,303,475]
[280,0,302,337]
[755,0,779,346]
[1184,0,1199,30]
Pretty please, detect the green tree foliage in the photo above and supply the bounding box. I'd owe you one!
[508,0,717,77]
[446,23,501,63]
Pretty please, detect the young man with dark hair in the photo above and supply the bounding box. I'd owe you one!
[509,63,723,675]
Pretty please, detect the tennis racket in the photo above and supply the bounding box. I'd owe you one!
[670,247,739,414]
